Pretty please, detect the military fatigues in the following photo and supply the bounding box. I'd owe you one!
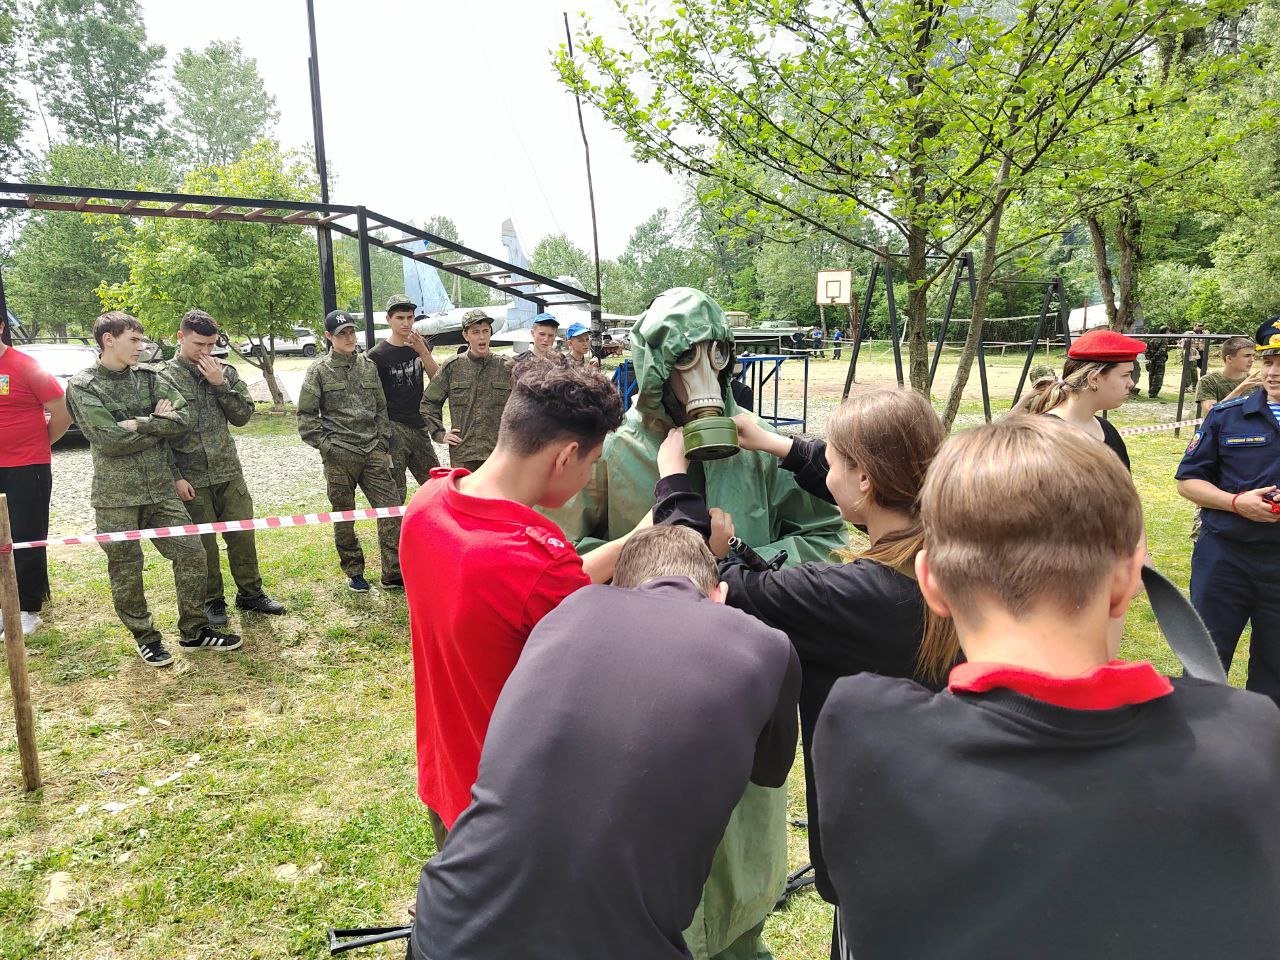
[420,352,513,472]
[388,421,440,502]
[1176,389,1280,703]
[161,356,264,605]
[297,351,402,581]
[65,363,209,645]
[1146,337,1170,397]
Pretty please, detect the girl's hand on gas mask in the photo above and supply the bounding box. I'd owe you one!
[658,427,689,477]
[732,413,792,459]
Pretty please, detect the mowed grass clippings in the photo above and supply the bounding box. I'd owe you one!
[1,375,1242,960]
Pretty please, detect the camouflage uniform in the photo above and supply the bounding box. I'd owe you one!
[1146,336,1170,397]
[389,421,440,502]
[65,362,209,645]
[420,352,513,471]
[297,350,402,580]
[161,355,264,604]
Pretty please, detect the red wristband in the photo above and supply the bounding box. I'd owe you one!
[1231,493,1242,515]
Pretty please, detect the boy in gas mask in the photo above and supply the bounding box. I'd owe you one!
[546,286,846,960]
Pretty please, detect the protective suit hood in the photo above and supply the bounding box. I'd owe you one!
[630,287,738,423]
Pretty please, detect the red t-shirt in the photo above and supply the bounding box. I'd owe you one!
[402,468,590,827]
[0,347,63,467]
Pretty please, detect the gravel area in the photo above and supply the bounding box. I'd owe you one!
[48,432,451,538]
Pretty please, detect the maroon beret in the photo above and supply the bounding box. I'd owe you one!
[1067,329,1146,362]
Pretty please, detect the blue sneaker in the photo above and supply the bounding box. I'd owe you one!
[347,575,372,593]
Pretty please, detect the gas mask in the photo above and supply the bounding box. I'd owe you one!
[668,339,739,461]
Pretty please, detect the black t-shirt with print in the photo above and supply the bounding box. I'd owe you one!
[367,341,425,428]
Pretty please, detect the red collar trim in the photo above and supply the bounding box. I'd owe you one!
[430,467,567,534]
[948,660,1173,710]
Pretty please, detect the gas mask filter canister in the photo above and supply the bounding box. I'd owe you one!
[670,340,739,461]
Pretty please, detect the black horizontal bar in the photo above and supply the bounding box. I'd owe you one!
[0,180,359,216]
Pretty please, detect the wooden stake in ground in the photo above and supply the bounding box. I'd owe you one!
[0,493,41,791]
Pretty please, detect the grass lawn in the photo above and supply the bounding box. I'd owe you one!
[0,369,1243,960]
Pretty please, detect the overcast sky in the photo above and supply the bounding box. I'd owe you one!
[135,0,685,259]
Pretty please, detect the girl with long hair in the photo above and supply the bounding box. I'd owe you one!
[653,387,956,956]
[1029,328,1147,470]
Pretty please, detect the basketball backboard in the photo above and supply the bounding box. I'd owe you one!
[816,269,853,306]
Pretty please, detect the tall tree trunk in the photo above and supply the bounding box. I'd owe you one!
[1086,214,1119,330]
[943,171,1012,429]
[260,351,285,409]
[905,226,931,393]
[1113,199,1141,330]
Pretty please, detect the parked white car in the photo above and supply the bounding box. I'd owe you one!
[237,327,318,358]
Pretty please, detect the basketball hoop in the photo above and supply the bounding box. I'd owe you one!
[816,269,853,306]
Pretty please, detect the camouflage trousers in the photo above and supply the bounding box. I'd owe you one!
[183,475,264,604]
[96,500,209,646]
[390,420,440,502]
[321,445,402,581]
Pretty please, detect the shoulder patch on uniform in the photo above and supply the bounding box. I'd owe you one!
[136,361,165,373]
[525,526,573,557]
[1185,431,1203,455]
[1216,395,1247,409]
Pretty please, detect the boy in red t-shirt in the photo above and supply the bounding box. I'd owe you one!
[0,315,72,637]
[402,358,647,848]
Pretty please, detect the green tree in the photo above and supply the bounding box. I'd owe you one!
[99,142,357,407]
[171,39,278,168]
[336,231,410,315]
[30,0,166,153]
[0,0,26,176]
[6,144,172,338]
[560,0,1253,424]
[612,208,709,313]
[530,232,593,287]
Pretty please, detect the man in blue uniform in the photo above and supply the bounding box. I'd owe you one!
[1175,317,1280,704]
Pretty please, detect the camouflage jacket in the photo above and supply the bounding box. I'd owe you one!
[65,362,190,508]
[420,351,513,465]
[161,355,254,487]
[297,350,393,457]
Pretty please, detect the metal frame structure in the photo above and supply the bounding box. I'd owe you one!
[1006,276,1070,406]
[735,354,809,431]
[0,182,603,351]
[841,249,1068,424]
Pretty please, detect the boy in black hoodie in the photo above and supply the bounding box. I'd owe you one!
[815,415,1280,960]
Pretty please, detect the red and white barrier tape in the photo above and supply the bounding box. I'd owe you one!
[7,418,1206,552]
[11,505,406,552]
[1116,417,1203,437]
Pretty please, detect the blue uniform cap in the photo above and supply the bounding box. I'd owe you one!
[1255,316,1280,355]
[566,321,591,340]
[532,313,559,328]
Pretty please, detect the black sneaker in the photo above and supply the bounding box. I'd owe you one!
[235,593,286,615]
[179,626,243,652]
[204,599,229,625]
[347,575,372,593]
[380,577,405,590]
[137,641,174,668]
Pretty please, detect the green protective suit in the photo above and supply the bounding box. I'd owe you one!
[545,287,847,958]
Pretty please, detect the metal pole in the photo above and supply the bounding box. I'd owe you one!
[563,13,605,358]
[1012,282,1054,407]
[928,255,966,388]
[0,494,41,792]
[0,263,10,346]
[842,263,878,399]
[1174,337,1192,437]
[307,0,338,315]
[356,208,376,352]
[882,253,905,387]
